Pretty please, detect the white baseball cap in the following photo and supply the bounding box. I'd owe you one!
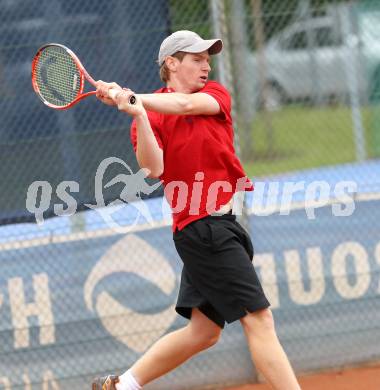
[158,30,223,66]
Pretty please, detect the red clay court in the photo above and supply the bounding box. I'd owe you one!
[224,364,380,390]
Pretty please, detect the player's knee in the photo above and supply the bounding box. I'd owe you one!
[197,330,221,350]
[187,308,222,350]
[240,308,275,334]
[190,327,221,351]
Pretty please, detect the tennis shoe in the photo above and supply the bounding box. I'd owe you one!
[92,375,119,390]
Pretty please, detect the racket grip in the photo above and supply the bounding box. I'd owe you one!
[108,88,120,100]
[108,88,137,105]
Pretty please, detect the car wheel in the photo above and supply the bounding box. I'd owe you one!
[262,83,286,111]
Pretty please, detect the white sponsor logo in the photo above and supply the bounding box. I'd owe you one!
[84,234,177,352]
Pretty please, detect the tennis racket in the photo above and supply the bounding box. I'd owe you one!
[31,43,136,110]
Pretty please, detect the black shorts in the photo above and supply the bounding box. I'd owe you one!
[173,213,270,328]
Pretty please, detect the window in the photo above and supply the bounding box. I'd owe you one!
[284,31,308,50]
[315,26,341,47]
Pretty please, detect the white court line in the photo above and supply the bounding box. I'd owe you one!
[0,192,379,252]
[0,219,172,252]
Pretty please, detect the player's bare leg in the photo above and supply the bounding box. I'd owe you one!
[240,308,301,390]
[122,308,221,387]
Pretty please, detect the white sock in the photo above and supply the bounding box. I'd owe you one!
[116,370,142,390]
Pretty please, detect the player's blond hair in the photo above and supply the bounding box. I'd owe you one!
[159,52,186,83]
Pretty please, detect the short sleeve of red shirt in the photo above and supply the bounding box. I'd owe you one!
[201,81,231,122]
[130,113,164,153]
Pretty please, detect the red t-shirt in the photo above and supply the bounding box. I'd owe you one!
[130,81,253,231]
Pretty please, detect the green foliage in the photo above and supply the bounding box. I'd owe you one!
[168,0,211,37]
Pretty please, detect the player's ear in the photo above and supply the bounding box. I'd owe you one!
[166,56,178,72]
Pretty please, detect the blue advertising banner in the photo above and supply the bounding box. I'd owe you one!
[0,162,379,389]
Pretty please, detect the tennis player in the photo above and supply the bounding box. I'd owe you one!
[93,30,300,390]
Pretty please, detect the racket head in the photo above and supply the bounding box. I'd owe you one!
[31,43,90,110]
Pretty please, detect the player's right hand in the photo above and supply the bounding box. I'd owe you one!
[95,80,122,106]
[110,88,145,118]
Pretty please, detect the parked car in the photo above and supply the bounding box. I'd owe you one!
[249,2,380,110]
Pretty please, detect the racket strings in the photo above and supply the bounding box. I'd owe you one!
[34,46,81,107]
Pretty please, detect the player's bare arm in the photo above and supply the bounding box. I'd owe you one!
[138,92,220,116]
[97,81,220,116]
[134,111,164,178]
[113,89,163,179]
